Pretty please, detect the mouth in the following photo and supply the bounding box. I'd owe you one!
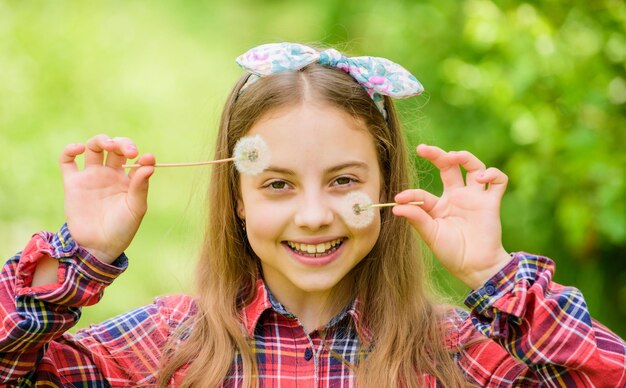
[284,238,346,257]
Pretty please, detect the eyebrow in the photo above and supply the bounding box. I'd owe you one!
[326,161,370,174]
[263,166,297,176]
[263,161,370,176]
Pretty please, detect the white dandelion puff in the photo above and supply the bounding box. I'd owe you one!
[340,191,376,229]
[233,134,271,176]
[339,190,425,229]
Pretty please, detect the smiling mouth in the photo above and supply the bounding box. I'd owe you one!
[285,238,345,257]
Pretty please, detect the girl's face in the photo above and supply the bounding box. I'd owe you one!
[238,103,382,300]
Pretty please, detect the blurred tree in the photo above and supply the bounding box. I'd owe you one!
[318,0,626,335]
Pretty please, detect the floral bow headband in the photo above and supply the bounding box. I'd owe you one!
[235,42,424,119]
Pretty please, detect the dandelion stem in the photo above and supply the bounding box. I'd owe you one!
[122,157,235,169]
[360,201,424,210]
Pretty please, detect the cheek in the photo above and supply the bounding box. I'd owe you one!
[362,212,382,243]
[244,201,292,240]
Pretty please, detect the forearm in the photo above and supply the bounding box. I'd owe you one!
[0,252,80,383]
[0,225,127,383]
[466,252,626,385]
[31,255,60,287]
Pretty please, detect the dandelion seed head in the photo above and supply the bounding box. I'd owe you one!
[233,135,270,175]
[340,191,375,229]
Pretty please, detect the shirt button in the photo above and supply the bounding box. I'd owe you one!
[304,347,313,361]
[484,281,496,296]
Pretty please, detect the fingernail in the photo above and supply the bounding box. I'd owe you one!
[128,144,137,152]
[105,138,115,143]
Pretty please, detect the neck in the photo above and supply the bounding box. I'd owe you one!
[264,276,355,333]
[288,292,335,333]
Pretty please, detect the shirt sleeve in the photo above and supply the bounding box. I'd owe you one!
[463,252,626,386]
[0,224,128,385]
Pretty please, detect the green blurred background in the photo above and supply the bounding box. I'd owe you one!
[1,0,624,337]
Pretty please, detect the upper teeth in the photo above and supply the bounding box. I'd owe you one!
[287,238,343,253]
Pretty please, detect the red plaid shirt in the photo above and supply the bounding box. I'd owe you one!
[1,225,624,387]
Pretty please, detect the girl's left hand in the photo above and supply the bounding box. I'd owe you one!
[392,144,512,290]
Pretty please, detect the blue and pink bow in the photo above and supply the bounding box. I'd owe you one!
[236,42,424,118]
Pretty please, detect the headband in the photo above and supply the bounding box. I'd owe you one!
[235,42,424,119]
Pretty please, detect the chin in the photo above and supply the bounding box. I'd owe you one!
[293,272,350,294]
[293,277,340,293]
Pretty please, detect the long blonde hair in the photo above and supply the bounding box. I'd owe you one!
[158,62,470,387]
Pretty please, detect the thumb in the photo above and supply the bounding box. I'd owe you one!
[127,153,155,213]
[392,204,438,246]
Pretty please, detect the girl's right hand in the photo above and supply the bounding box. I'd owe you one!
[59,135,155,264]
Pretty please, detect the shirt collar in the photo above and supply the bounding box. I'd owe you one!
[241,278,372,342]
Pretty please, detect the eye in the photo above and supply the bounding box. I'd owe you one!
[262,179,291,191]
[333,176,358,187]
[270,181,287,189]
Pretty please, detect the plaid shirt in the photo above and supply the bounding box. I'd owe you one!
[1,225,624,387]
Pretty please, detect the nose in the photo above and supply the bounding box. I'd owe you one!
[294,191,334,230]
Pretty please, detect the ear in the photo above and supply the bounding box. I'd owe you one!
[236,198,246,220]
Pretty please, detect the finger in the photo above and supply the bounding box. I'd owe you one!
[392,200,438,246]
[84,134,111,166]
[394,189,440,213]
[476,167,509,198]
[104,137,139,169]
[59,143,86,175]
[128,153,156,179]
[417,144,465,190]
[448,150,486,188]
[127,153,156,213]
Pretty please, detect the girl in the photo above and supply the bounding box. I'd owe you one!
[1,42,624,387]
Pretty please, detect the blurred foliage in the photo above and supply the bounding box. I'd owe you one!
[1,0,624,337]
